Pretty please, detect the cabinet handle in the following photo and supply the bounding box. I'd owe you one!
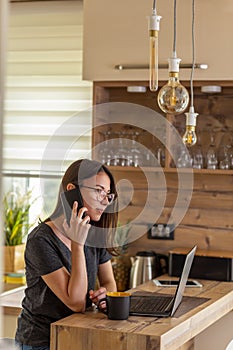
[115,63,208,70]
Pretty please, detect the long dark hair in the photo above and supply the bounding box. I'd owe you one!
[47,159,118,251]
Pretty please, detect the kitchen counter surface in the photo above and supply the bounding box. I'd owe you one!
[1,279,233,349]
[0,284,25,316]
[51,279,233,350]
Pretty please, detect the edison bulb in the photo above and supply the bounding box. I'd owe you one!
[148,11,161,92]
[182,126,197,147]
[149,30,159,91]
[157,58,189,115]
[158,72,189,114]
[182,107,198,147]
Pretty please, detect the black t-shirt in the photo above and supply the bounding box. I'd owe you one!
[15,222,112,346]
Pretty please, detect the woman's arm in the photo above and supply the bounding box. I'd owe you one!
[89,260,117,306]
[98,260,117,291]
[42,202,90,313]
[42,243,87,312]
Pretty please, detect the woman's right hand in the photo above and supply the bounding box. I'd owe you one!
[63,201,91,245]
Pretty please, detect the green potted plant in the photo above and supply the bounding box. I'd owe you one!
[3,189,36,273]
[111,221,132,291]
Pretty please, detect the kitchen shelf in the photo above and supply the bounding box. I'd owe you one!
[93,80,233,176]
[107,166,233,175]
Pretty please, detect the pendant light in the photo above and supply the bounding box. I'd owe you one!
[182,0,198,147]
[148,0,161,91]
[157,0,189,115]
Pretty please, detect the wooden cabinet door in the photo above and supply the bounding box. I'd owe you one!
[83,0,233,81]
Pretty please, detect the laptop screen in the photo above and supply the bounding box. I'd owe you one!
[171,245,197,315]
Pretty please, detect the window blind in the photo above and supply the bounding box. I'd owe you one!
[3,0,92,175]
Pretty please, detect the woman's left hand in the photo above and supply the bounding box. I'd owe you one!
[89,287,107,311]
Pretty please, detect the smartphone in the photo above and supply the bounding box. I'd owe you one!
[153,279,202,287]
[60,187,85,225]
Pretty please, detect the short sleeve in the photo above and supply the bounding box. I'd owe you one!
[98,248,112,265]
[25,233,64,276]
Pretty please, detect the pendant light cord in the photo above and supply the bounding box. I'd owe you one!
[190,0,195,108]
[173,0,177,57]
[152,0,157,12]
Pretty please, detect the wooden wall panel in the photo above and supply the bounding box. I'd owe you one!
[110,167,233,255]
[119,189,233,210]
[127,225,233,256]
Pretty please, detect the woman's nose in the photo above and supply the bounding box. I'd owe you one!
[101,196,109,205]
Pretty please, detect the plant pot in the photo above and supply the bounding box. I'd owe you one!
[111,255,132,292]
[4,244,25,273]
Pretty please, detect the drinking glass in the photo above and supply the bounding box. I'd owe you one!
[191,134,204,169]
[227,145,233,169]
[206,130,218,169]
[113,132,128,166]
[156,146,165,167]
[218,130,233,170]
[218,146,231,170]
[129,131,143,167]
[176,146,193,168]
[98,131,113,166]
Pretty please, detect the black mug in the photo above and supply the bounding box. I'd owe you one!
[99,291,131,320]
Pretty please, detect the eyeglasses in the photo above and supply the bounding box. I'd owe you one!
[80,185,115,205]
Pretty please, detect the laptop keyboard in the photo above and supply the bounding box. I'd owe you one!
[130,295,174,313]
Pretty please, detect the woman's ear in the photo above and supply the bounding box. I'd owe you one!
[66,183,76,191]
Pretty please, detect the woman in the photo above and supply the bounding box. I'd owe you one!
[15,159,118,350]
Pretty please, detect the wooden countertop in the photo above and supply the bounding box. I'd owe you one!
[51,279,233,350]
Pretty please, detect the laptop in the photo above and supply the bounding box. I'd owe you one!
[129,245,197,317]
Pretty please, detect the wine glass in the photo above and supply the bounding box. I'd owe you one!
[98,131,113,166]
[113,132,125,166]
[176,144,193,168]
[129,131,143,167]
[218,145,231,170]
[218,130,233,170]
[156,146,165,167]
[206,130,218,169]
[192,135,204,169]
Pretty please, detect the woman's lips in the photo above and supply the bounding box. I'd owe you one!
[96,208,104,215]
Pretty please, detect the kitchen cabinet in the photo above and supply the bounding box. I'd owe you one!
[91,80,233,255]
[83,0,233,81]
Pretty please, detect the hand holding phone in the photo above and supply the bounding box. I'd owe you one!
[61,187,90,245]
[60,187,85,226]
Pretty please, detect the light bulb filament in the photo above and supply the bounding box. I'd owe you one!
[187,133,193,144]
[148,8,161,92]
[149,30,159,91]
[170,87,177,106]
[182,126,197,147]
